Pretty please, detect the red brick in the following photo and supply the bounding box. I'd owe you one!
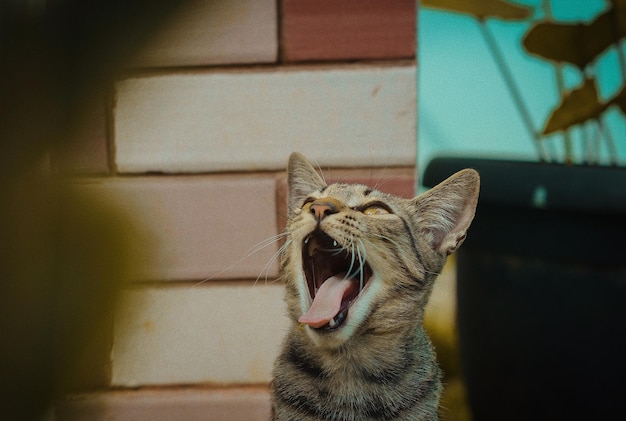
[282,0,416,62]
[56,387,271,421]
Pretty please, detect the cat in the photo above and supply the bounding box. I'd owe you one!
[270,153,480,421]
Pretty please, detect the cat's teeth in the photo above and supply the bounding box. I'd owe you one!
[328,317,337,328]
[333,240,338,247]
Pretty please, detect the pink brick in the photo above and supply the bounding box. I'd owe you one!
[282,0,416,62]
[76,175,279,281]
[55,387,271,421]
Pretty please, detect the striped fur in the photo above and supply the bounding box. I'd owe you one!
[271,153,480,421]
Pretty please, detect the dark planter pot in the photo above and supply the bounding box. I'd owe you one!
[423,157,626,420]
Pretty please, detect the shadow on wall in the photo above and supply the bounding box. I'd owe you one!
[0,1,194,419]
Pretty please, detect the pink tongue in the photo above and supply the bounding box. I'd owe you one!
[298,275,356,328]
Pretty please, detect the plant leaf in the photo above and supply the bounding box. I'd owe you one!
[421,0,532,21]
[610,85,626,115]
[523,5,626,69]
[543,78,609,134]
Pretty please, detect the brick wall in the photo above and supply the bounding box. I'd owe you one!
[55,1,417,419]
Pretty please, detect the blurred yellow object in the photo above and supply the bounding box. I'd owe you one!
[1,171,138,419]
[0,1,187,418]
[424,256,472,421]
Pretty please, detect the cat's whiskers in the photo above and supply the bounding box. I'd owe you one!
[341,238,369,293]
[371,232,403,251]
[311,260,317,294]
[245,232,289,259]
[317,246,344,255]
[423,268,443,276]
[344,240,358,282]
[371,232,442,277]
[254,237,292,286]
[371,174,396,193]
[194,231,288,286]
[357,239,367,292]
[311,157,328,186]
[371,134,402,191]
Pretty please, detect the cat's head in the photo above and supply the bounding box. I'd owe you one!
[282,152,480,349]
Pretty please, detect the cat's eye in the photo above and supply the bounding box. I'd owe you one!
[362,203,391,215]
[302,197,315,210]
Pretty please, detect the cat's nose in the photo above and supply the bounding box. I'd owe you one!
[309,199,343,221]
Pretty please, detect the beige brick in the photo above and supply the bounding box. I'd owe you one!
[111,283,288,386]
[114,64,416,173]
[131,0,278,67]
[74,175,279,281]
[56,387,271,421]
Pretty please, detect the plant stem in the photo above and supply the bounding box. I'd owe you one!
[617,41,626,82]
[552,64,575,164]
[598,117,620,166]
[583,122,593,164]
[606,1,624,166]
[586,58,620,166]
[543,0,573,164]
[591,123,599,164]
[477,19,549,162]
[608,1,626,83]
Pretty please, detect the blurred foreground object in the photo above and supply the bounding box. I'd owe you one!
[0,0,187,418]
[1,175,135,419]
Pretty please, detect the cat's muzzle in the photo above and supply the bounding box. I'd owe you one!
[300,231,372,330]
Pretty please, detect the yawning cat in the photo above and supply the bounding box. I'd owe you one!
[271,152,480,421]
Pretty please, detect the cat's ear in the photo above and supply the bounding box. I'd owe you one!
[413,169,480,255]
[287,152,327,212]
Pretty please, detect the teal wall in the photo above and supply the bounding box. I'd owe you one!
[418,0,625,176]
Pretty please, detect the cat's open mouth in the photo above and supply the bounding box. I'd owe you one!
[299,231,373,331]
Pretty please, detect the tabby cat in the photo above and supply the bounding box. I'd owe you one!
[270,152,480,421]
